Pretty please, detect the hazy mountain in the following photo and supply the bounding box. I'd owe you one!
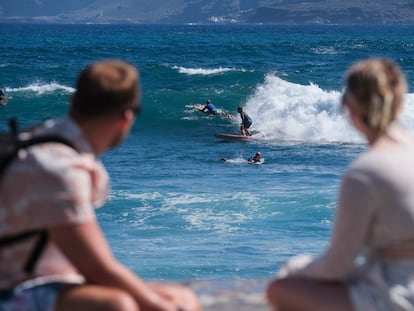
[1,0,414,24]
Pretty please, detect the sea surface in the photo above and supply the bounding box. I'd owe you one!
[2,23,414,282]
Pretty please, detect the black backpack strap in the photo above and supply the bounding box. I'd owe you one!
[17,135,76,151]
[0,135,74,273]
[8,117,76,151]
[0,135,77,178]
[23,231,48,274]
[0,129,77,274]
[0,229,49,274]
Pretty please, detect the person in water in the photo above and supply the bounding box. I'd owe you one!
[221,152,262,163]
[267,58,414,311]
[0,89,7,105]
[237,107,252,136]
[247,152,262,163]
[0,60,201,311]
[201,99,217,115]
[200,99,233,119]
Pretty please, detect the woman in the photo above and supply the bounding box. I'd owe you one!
[267,58,414,311]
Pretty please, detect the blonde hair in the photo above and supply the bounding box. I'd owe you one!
[71,60,139,118]
[344,58,407,132]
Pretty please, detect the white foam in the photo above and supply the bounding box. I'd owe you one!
[311,46,339,55]
[241,74,414,144]
[5,82,74,95]
[173,66,246,75]
[110,190,269,233]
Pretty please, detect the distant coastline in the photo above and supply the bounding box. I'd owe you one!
[1,0,414,25]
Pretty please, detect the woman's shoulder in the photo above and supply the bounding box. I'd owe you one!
[347,145,414,185]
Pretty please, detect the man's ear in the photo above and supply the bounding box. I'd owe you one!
[122,109,135,123]
[119,109,134,128]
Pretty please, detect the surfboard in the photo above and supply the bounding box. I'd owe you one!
[215,133,251,139]
[194,103,204,111]
[193,104,233,119]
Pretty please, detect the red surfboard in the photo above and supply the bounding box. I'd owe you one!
[215,133,251,139]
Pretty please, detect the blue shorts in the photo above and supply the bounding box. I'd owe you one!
[0,281,73,311]
[243,120,252,128]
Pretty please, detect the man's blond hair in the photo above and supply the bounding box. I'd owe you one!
[71,60,139,119]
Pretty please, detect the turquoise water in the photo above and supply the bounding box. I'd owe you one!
[1,24,414,281]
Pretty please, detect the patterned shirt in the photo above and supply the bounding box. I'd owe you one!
[0,117,109,288]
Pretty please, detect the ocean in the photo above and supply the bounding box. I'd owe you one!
[2,23,414,283]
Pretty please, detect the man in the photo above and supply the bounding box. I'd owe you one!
[247,152,262,163]
[237,107,252,136]
[201,99,217,115]
[0,61,200,311]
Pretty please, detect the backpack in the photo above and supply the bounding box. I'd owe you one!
[0,117,77,274]
[0,118,76,176]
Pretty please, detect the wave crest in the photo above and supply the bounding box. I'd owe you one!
[173,66,245,75]
[242,74,414,144]
[5,82,74,95]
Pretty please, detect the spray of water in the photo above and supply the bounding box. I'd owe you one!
[242,74,414,144]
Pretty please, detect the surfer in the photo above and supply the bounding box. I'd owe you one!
[237,107,252,136]
[197,99,232,119]
[220,152,262,163]
[0,89,7,106]
[247,152,262,163]
[202,99,218,115]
